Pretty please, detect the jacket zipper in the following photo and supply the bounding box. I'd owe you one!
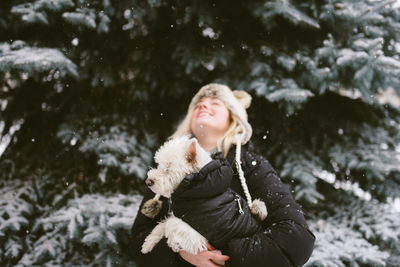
[235,195,244,215]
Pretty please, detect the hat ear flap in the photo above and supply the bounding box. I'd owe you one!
[233,90,251,109]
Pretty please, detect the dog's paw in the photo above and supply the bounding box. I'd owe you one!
[250,199,268,221]
[141,241,153,254]
[167,239,184,253]
[141,224,165,254]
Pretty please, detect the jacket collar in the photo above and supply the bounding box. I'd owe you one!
[226,140,254,165]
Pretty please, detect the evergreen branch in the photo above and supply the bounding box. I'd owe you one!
[0,45,78,79]
[360,0,396,18]
[62,12,96,30]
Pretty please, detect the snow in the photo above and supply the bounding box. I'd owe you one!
[71,38,79,46]
[62,12,96,29]
[70,136,78,146]
[336,49,369,66]
[353,38,383,51]
[312,168,372,201]
[312,169,336,184]
[202,27,218,39]
[338,87,363,100]
[124,9,131,19]
[376,56,400,71]
[0,46,78,77]
[76,127,153,179]
[375,0,400,8]
[334,180,372,201]
[41,192,144,258]
[277,55,296,71]
[376,87,400,108]
[388,197,400,212]
[267,88,314,102]
[0,119,24,159]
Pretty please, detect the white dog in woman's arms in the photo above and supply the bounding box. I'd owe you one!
[141,136,212,255]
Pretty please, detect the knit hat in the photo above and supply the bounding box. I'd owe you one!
[141,83,267,221]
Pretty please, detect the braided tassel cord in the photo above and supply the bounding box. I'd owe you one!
[235,136,253,206]
[235,134,268,221]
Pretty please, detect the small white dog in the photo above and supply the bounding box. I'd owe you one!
[141,136,212,254]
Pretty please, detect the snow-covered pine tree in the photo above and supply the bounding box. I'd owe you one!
[0,0,399,266]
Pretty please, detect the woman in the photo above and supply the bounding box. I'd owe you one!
[131,83,315,267]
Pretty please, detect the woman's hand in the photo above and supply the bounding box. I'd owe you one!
[178,243,230,267]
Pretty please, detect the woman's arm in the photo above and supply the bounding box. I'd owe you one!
[130,188,179,267]
[227,220,315,266]
[226,153,316,267]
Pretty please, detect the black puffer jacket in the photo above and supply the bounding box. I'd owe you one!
[171,157,261,248]
[131,141,315,267]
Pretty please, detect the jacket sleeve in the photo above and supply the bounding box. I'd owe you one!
[226,153,316,267]
[130,188,181,267]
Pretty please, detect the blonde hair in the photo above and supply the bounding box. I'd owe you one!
[170,102,242,157]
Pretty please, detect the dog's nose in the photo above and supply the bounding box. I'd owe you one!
[145,179,154,187]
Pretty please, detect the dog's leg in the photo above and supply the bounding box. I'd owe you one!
[141,220,167,254]
[164,216,208,254]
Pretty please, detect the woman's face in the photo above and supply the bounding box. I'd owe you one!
[190,97,231,138]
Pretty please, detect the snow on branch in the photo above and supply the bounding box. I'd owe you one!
[265,79,314,115]
[307,218,389,266]
[62,11,96,30]
[252,0,320,30]
[0,42,78,79]
[307,193,399,267]
[23,193,143,265]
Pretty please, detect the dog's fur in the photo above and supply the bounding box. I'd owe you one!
[141,136,212,255]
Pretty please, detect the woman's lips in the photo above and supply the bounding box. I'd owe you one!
[197,111,212,117]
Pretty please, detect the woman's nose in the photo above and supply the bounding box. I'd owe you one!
[198,102,209,110]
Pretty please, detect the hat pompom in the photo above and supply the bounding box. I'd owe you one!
[233,90,252,109]
[249,198,268,221]
[141,196,163,218]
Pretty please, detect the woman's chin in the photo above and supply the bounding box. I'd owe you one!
[192,121,213,133]
[193,117,212,125]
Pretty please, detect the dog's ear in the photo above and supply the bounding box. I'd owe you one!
[186,140,197,164]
